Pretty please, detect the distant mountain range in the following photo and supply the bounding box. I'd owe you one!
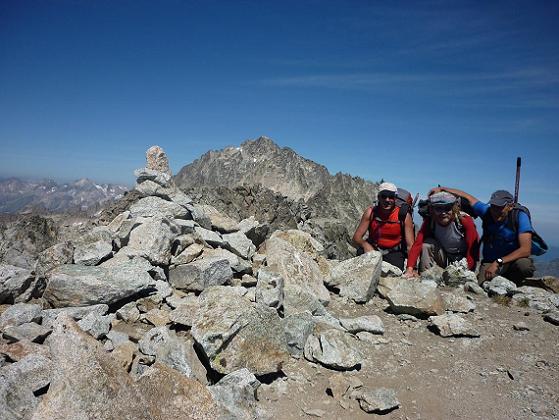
[0,177,129,214]
[535,258,559,277]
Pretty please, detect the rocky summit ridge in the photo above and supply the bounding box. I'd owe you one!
[0,145,558,419]
[175,136,379,259]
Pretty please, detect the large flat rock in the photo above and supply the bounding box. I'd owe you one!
[43,261,154,308]
[191,286,289,375]
[129,196,189,219]
[126,217,179,265]
[304,328,362,370]
[386,279,445,317]
[264,236,330,306]
[168,257,232,292]
[327,251,382,303]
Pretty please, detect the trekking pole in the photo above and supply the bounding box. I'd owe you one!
[412,193,419,208]
[514,157,521,204]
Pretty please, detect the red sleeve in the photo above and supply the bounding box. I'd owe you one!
[461,215,480,270]
[406,220,428,269]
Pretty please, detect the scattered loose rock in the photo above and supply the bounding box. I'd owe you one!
[429,314,480,337]
[513,321,530,331]
[339,315,384,334]
[386,279,445,317]
[304,328,362,370]
[0,303,42,330]
[543,311,559,326]
[0,265,35,304]
[356,387,400,414]
[483,276,518,296]
[3,322,51,343]
[441,291,476,313]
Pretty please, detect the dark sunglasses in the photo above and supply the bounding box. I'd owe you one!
[379,192,396,199]
[432,204,454,213]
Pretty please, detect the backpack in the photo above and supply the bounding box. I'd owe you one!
[457,197,478,219]
[417,199,430,219]
[396,188,413,216]
[481,204,548,256]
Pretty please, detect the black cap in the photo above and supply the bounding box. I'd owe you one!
[488,190,513,206]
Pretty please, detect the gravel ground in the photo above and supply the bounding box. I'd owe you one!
[259,290,559,419]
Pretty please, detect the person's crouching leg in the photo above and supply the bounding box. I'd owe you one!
[503,257,535,285]
[419,238,446,273]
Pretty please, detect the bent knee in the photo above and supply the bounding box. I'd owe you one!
[514,258,535,276]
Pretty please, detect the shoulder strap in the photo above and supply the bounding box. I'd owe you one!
[480,211,491,243]
[507,204,531,233]
[397,204,410,257]
[397,204,409,223]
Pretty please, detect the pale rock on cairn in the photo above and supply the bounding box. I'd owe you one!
[146,145,172,175]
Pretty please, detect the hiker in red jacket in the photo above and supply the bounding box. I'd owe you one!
[405,191,479,277]
[353,182,415,270]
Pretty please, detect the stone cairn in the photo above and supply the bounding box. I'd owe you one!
[0,146,558,419]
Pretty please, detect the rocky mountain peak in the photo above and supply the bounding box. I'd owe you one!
[175,136,332,202]
[240,135,281,154]
[73,178,94,187]
[174,137,379,259]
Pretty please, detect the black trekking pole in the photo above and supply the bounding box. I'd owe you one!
[412,193,419,208]
[514,157,521,204]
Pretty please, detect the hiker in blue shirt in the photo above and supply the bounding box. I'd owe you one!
[430,187,535,285]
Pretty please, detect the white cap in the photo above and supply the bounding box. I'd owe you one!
[378,182,397,193]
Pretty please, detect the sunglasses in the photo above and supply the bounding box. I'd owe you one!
[432,204,454,213]
[379,192,396,200]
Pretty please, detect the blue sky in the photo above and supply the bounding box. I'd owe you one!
[1,0,558,243]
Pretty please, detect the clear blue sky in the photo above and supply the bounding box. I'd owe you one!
[1,0,558,243]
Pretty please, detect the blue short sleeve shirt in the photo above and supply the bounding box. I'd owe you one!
[473,201,533,261]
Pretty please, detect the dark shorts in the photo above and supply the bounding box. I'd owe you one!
[382,249,405,271]
[356,244,405,271]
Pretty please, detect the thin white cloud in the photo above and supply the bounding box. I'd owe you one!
[258,68,559,92]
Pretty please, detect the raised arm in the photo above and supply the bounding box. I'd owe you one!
[429,186,479,207]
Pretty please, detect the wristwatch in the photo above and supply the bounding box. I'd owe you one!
[496,258,504,267]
